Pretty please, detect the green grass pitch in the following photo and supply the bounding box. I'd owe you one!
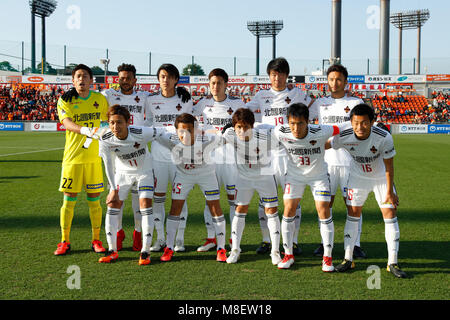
[0,132,449,300]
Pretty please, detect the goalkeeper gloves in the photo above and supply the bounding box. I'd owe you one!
[61,87,79,103]
[80,127,106,140]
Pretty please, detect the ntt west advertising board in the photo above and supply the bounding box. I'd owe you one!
[428,124,450,134]
[0,122,24,131]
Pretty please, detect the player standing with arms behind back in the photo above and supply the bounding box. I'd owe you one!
[192,68,244,252]
[148,64,193,253]
[102,63,152,252]
[54,64,108,255]
[246,57,312,255]
[309,64,367,259]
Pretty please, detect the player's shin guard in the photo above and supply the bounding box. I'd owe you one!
[105,208,121,252]
[141,207,154,253]
[203,203,216,239]
[60,195,77,242]
[165,215,180,250]
[320,216,334,257]
[153,195,166,241]
[384,217,400,265]
[266,212,281,254]
[231,212,246,252]
[87,195,102,241]
[211,215,226,250]
[281,216,295,255]
[344,215,360,261]
[258,200,271,243]
[131,191,142,232]
[293,204,302,243]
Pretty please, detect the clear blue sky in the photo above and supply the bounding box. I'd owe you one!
[0,0,449,75]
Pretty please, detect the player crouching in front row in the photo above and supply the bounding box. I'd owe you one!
[97,105,164,265]
[156,113,228,263]
[327,103,407,278]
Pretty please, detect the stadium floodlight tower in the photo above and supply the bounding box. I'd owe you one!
[247,20,284,75]
[29,0,57,74]
[390,9,430,74]
[100,58,110,81]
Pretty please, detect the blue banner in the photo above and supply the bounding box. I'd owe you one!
[428,124,450,134]
[347,75,365,83]
[178,76,190,84]
[0,122,24,131]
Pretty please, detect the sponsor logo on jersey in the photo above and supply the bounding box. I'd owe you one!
[73,112,101,122]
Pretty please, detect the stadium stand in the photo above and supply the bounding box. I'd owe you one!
[0,84,449,124]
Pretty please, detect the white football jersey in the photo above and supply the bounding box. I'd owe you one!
[147,92,194,162]
[273,124,339,180]
[193,95,244,163]
[99,126,164,188]
[102,89,151,126]
[156,131,220,176]
[222,127,278,179]
[309,95,364,167]
[331,125,396,179]
[246,86,312,126]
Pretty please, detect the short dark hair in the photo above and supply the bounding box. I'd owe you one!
[232,108,255,127]
[107,104,131,122]
[287,103,309,121]
[72,64,93,79]
[267,57,290,76]
[175,113,197,129]
[117,63,137,78]
[326,64,348,80]
[157,63,180,85]
[208,68,229,83]
[350,103,375,122]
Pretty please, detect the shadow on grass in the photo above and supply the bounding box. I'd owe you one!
[0,176,41,180]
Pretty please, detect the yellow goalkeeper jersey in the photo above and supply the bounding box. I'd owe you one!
[57,90,108,165]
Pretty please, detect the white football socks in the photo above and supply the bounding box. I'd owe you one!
[203,203,216,239]
[344,215,360,261]
[281,216,296,255]
[153,195,166,242]
[105,207,121,252]
[258,201,271,243]
[165,215,180,250]
[140,207,154,253]
[231,212,246,252]
[319,216,334,257]
[211,215,226,250]
[266,212,281,254]
[384,217,400,265]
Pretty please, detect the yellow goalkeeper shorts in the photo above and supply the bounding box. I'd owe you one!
[59,162,104,194]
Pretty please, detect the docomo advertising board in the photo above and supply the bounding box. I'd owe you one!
[31,122,57,131]
[398,124,428,134]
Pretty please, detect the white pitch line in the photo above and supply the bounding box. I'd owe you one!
[0,147,64,157]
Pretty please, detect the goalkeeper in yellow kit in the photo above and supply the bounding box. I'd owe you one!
[54,64,109,255]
